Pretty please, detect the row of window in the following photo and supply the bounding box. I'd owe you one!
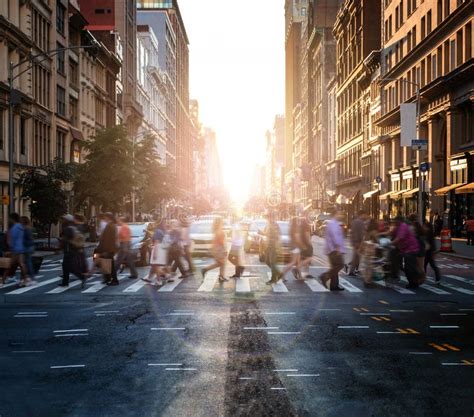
[337,145,362,182]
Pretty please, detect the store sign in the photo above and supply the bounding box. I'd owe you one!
[391,173,401,182]
[402,171,413,180]
[400,103,417,147]
[450,159,467,171]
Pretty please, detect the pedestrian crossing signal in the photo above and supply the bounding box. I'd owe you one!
[1,195,9,205]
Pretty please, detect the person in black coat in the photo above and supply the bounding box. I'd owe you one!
[96,213,118,285]
[424,220,441,283]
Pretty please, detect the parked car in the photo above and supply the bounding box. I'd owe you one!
[189,221,214,256]
[244,219,267,253]
[258,221,291,263]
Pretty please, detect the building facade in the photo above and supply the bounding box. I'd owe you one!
[378,0,473,232]
[333,0,381,219]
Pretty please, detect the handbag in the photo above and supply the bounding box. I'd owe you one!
[98,258,112,274]
[0,256,12,269]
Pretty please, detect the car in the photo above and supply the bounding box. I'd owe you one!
[244,219,267,253]
[189,220,214,256]
[128,222,153,266]
[258,221,291,263]
[315,213,332,236]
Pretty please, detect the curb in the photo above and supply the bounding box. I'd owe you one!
[440,252,474,262]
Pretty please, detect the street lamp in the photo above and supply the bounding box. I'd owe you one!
[379,77,424,224]
[6,45,98,214]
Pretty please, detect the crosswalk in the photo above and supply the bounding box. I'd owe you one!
[2,269,474,298]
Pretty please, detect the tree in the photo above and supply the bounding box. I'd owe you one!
[17,159,75,245]
[74,125,134,213]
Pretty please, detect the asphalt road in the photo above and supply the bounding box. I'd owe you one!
[1,237,473,417]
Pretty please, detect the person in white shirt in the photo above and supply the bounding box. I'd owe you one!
[229,220,245,278]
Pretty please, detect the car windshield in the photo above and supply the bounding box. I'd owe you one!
[277,222,289,236]
[250,220,267,232]
[128,224,147,238]
[190,222,213,234]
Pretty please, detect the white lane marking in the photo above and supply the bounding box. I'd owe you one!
[459,308,474,311]
[439,282,474,295]
[94,310,119,314]
[376,331,399,334]
[239,377,256,380]
[14,314,47,318]
[165,368,196,371]
[268,331,301,335]
[360,313,391,316]
[0,281,21,290]
[286,374,320,377]
[123,279,148,293]
[272,280,289,293]
[441,362,472,366]
[244,327,279,330]
[50,365,85,369]
[54,333,88,337]
[54,329,88,333]
[389,310,414,313]
[236,277,251,293]
[7,277,61,294]
[264,312,296,315]
[338,277,362,293]
[40,267,62,272]
[47,279,88,294]
[82,275,127,293]
[376,280,415,294]
[304,278,329,292]
[12,350,45,353]
[148,363,183,366]
[173,310,194,312]
[271,387,287,390]
[445,275,474,285]
[409,352,433,355]
[338,326,369,329]
[151,327,186,331]
[197,271,218,292]
[166,312,194,316]
[274,369,298,372]
[158,278,184,292]
[319,308,341,311]
[440,313,467,316]
[429,325,459,329]
[17,312,48,314]
[419,283,451,295]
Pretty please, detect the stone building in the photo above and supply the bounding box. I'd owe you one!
[377,0,473,231]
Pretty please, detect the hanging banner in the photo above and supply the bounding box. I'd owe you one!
[400,103,417,147]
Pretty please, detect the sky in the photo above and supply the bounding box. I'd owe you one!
[179,0,285,204]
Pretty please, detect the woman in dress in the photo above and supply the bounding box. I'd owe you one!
[143,221,170,286]
[202,217,228,283]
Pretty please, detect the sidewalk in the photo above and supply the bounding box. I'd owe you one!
[436,237,474,261]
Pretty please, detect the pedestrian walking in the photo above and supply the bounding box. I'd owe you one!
[424,220,441,283]
[143,221,170,286]
[59,214,87,288]
[96,212,119,285]
[1,213,32,287]
[168,219,189,279]
[181,217,194,274]
[409,214,427,285]
[359,219,379,287]
[115,217,138,279]
[201,217,228,283]
[299,217,314,279]
[391,216,420,288]
[465,216,474,245]
[281,217,302,280]
[265,212,282,285]
[229,219,245,278]
[346,210,367,277]
[319,207,346,291]
[20,216,35,280]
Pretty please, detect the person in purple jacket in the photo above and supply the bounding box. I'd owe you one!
[392,216,420,288]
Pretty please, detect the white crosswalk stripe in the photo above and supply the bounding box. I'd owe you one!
[374,280,416,294]
[158,278,183,292]
[82,274,128,293]
[235,277,251,293]
[122,279,148,293]
[304,278,329,292]
[7,277,62,295]
[338,277,363,293]
[198,271,218,292]
[399,277,451,295]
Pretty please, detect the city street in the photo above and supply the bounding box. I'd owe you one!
[1,237,473,417]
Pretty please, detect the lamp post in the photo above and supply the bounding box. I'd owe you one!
[380,77,423,224]
[6,45,98,215]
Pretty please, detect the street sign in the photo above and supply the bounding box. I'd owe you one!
[420,162,430,173]
[412,139,428,150]
[401,103,417,147]
[1,195,9,205]
[375,176,382,184]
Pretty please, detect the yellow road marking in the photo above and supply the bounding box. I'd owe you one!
[379,300,389,305]
[371,317,382,321]
[353,308,361,312]
[442,344,460,352]
[461,360,474,365]
[429,343,448,351]
[406,328,420,334]
[397,328,409,334]
[361,308,369,312]
[380,317,391,322]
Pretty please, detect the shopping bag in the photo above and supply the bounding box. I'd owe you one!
[99,258,112,274]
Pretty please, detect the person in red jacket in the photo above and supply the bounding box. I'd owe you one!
[465,216,474,245]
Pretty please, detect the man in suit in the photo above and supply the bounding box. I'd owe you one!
[97,213,118,285]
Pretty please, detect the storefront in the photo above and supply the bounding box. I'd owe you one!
[362,188,380,219]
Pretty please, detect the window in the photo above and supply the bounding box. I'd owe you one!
[466,23,472,60]
[56,3,65,35]
[56,42,65,74]
[20,117,26,155]
[0,111,3,150]
[421,16,426,39]
[69,60,78,87]
[450,39,456,70]
[33,64,51,108]
[32,8,50,51]
[69,97,78,126]
[56,130,65,161]
[57,86,66,116]
[33,119,50,166]
[437,0,443,24]
[456,30,463,66]
[444,0,450,17]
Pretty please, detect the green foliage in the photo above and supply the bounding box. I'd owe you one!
[74,125,134,212]
[17,158,75,239]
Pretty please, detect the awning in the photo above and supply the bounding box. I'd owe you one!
[455,182,474,194]
[363,189,380,200]
[348,190,360,202]
[434,183,465,196]
[402,188,419,198]
[391,189,410,199]
[379,191,394,200]
[336,194,349,205]
[70,127,84,141]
